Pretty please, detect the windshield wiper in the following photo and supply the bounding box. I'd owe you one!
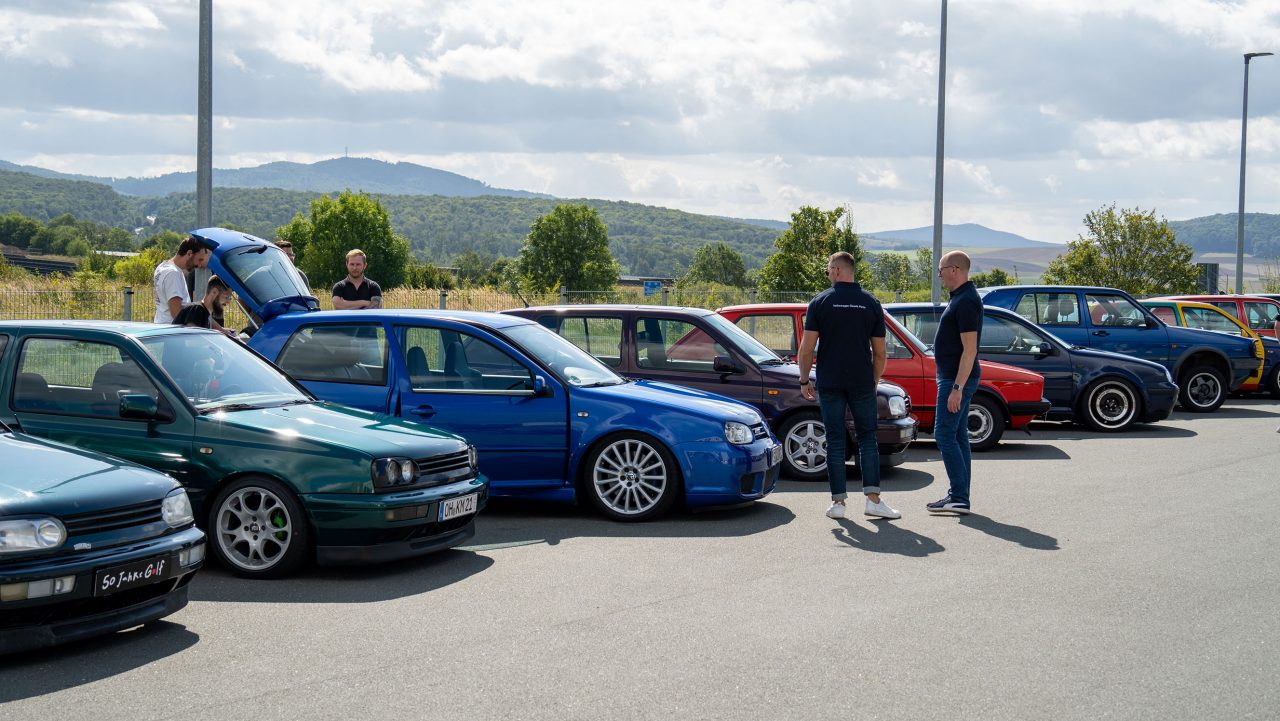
[578,380,623,388]
[759,358,786,366]
[199,402,260,414]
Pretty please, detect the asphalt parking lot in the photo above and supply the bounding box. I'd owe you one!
[2,398,1278,721]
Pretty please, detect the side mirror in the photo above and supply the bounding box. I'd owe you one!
[1035,342,1057,357]
[713,355,743,374]
[532,376,552,397]
[1145,316,1160,329]
[119,394,173,422]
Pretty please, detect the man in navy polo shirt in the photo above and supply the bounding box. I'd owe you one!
[927,250,983,514]
[798,251,901,521]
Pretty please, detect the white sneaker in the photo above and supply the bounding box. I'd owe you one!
[825,501,846,519]
[865,498,901,519]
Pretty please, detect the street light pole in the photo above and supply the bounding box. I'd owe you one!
[931,0,948,305]
[1235,51,1272,294]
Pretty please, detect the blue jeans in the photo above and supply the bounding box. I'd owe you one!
[934,375,981,504]
[817,387,880,500]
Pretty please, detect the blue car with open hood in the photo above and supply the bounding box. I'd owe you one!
[195,228,783,521]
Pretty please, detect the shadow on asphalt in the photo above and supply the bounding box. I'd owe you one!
[955,513,1060,550]
[1020,421,1197,441]
[777,466,938,493]
[1172,406,1279,420]
[190,547,494,604]
[0,620,198,702]
[831,518,944,557]
[907,443,1071,462]
[466,496,795,548]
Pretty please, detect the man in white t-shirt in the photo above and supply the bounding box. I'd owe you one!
[153,236,211,323]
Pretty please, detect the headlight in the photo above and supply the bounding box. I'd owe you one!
[372,457,419,488]
[724,421,754,445]
[468,444,478,471]
[0,517,66,554]
[161,489,195,527]
[1163,366,1174,385]
[887,396,908,418]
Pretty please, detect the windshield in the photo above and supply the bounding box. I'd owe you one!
[224,244,311,304]
[701,312,783,365]
[503,324,626,387]
[886,314,932,355]
[140,332,311,412]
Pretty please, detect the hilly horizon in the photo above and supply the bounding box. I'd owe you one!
[864,223,1055,249]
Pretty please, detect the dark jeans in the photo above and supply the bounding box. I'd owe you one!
[817,386,880,500]
[934,375,981,504]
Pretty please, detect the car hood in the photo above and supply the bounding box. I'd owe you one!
[757,363,909,397]
[1066,345,1170,374]
[0,432,179,515]
[194,227,318,322]
[976,360,1044,383]
[585,379,764,424]
[198,401,470,458]
[1164,323,1254,351]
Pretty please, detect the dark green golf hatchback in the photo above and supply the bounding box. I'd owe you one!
[0,420,205,654]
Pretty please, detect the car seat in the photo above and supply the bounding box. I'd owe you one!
[443,341,480,388]
[406,346,430,386]
[13,372,61,412]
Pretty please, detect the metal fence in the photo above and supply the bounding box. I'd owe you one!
[0,286,822,325]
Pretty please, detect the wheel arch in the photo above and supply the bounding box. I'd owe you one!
[575,430,687,497]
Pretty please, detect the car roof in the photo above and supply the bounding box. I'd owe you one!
[978,284,1124,294]
[0,320,210,338]
[884,302,1022,318]
[1156,294,1280,304]
[717,303,806,313]
[274,308,537,330]
[515,304,715,316]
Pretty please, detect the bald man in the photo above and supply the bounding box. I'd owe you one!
[927,250,982,514]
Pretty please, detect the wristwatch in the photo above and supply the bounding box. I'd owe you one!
[952,383,961,391]
[799,380,810,386]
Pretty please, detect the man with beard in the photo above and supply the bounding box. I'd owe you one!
[173,275,237,338]
[153,235,211,323]
[331,249,383,310]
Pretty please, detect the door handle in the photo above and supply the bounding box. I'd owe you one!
[410,404,437,418]
[1092,330,1110,337]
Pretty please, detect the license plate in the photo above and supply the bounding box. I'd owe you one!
[768,444,783,467]
[439,493,479,522]
[94,555,174,597]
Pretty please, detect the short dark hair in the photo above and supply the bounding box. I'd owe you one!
[275,240,293,249]
[205,275,228,295]
[177,236,208,257]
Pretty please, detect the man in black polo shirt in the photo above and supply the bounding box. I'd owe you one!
[798,251,900,521]
[331,248,383,309]
[173,275,236,338]
[927,250,983,514]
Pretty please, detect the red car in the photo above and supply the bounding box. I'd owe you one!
[1154,295,1280,339]
[718,303,1050,451]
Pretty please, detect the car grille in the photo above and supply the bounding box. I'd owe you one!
[413,450,473,488]
[750,422,769,441]
[62,500,164,539]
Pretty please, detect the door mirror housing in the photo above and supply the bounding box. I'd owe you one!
[532,375,551,397]
[119,394,174,422]
[713,355,743,374]
[1145,316,1160,329]
[1035,342,1057,357]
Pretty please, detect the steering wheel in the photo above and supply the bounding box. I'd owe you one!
[1007,336,1030,352]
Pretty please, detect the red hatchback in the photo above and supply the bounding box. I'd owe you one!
[718,304,1050,451]
[1155,295,1280,339]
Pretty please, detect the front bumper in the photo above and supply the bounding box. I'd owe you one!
[1230,356,1263,390]
[303,476,488,566]
[678,437,782,507]
[1008,398,1052,419]
[0,526,205,655]
[853,416,917,467]
[1141,381,1180,422]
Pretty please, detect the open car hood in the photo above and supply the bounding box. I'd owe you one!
[192,227,318,325]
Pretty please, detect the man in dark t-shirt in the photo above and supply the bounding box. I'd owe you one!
[331,249,383,309]
[927,250,983,515]
[797,251,900,521]
[173,275,235,338]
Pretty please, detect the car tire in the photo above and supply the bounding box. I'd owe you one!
[967,394,1005,451]
[1080,378,1140,432]
[1268,363,1280,399]
[583,433,680,522]
[778,410,827,481]
[1178,365,1226,413]
[208,476,311,579]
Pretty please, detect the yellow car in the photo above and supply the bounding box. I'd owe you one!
[1141,299,1269,393]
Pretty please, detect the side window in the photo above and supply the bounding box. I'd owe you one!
[884,328,912,359]
[543,316,624,368]
[277,325,387,385]
[1183,307,1240,335]
[1085,294,1147,327]
[979,316,1043,354]
[731,314,798,357]
[1036,293,1080,326]
[1209,301,1240,320]
[398,327,532,392]
[892,312,940,346]
[1243,302,1279,331]
[1150,307,1177,325]
[634,318,730,372]
[14,338,159,418]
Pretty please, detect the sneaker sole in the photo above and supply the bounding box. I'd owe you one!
[865,511,901,519]
[926,506,970,514]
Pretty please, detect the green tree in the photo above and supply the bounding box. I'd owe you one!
[279,190,411,291]
[912,247,934,289]
[1042,205,1198,295]
[516,204,620,292]
[0,213,43,249]
[404,259,456,289]
[682,241,749,287]
[970,267,1013,288]
[454,250,494,286]
[874,252,913,297]
[757,206,867,292]
[112,246,169,286]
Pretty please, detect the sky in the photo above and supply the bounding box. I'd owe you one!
[1,0,1279,244]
